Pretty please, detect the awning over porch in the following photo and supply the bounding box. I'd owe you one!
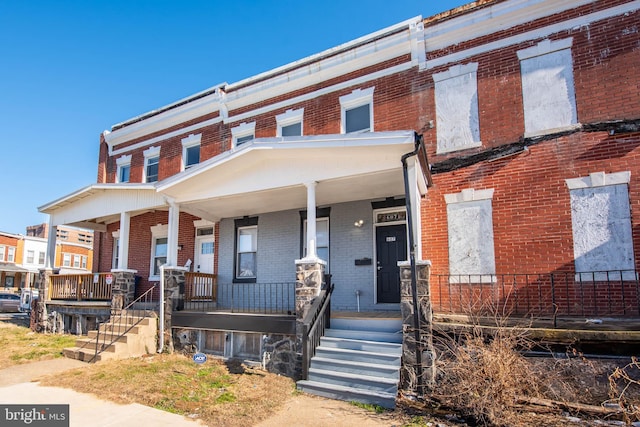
[38,183,166,230]
[157,130,429,221]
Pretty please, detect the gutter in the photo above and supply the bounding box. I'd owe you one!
[400,132,426,394]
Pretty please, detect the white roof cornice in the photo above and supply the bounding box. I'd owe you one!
[104,17,422,150]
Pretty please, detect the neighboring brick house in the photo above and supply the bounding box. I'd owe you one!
[38,0,640,347]
[0,226,93,292]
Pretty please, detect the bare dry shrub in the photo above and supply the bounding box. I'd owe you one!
[433,325,540,426]
[608,356,640,423]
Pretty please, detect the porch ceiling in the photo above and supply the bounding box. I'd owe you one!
[158,131,418,220]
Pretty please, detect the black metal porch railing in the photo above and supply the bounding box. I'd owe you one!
[301,282,334,380]
[431,270,640,318]
[181,282,296,314]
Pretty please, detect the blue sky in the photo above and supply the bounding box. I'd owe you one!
[0,1,468,235]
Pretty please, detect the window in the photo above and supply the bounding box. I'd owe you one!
[303,218,330,270]
[433,63,481,153]
[116,154,132,183]
[340,87,374,134]
[26,250,34,264]
[445,189,496,282]
[150,224,168,278]
[0,246,5,261]
[112,235,120,270]
[143,146,161,183]
[81,256,87,270]
[234,217,258,282]
[232,332,261,360]
[518,38,578,137]
[276,108,304,137]
[566,171,635,280]
[181,133,202,170]
[231,122,256,148]
[73,255,80,268]
[203,331,225,356]
[63,253,71,267]
[38,252,45,265]
[7,247,15,263]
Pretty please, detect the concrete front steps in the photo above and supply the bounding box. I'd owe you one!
[63,314,157,363]
[297,316,403,409]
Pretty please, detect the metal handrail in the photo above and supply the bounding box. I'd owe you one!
[301,283,334,380]
[88,285,158,363]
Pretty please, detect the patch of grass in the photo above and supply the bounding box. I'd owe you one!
[40,354,295,427]
[350,401,386,414]
[0,323,76,369]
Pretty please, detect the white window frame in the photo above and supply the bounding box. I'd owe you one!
[0,246,5,262]
[116,154,132,183]
[231,122,256,148]
[143,146,161,183]
[445,188,496,283]
[73,255,81,268]
[112,231,120,270]
[433,63,481,154]
[566,171,635,281]
[235,225,257,280]
[340,87,374,134]
[38,251,45,265]
[149,224,168,280]
[276,108,304,137]
[7,247,15,263]
[81,255,87,270]
[181,133,202,170]
[26,250,34,264]
[517,38,579,137]
[63,253,71,267]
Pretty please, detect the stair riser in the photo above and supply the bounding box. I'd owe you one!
[315,349,400,365]
[74,341,118,352]
[85,332,127,343]
[310,360,399,379]
[308,372,397,393]
[324,329,402,344]
[320,338,401,354]
[297,384,395,409]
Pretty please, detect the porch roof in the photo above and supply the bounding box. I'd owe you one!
[38,183,166,230]
[157,130,427,221]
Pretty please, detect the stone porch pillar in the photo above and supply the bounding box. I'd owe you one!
[163,267,187,352]
[294,258,326,378]
[32,268,53,332]
[110,270,137,312]
[398,260,436,393]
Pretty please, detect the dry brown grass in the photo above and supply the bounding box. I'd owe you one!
[39,354,296,427]
[0,322,76,369]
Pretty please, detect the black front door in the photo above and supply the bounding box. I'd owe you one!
[376,224,407,303]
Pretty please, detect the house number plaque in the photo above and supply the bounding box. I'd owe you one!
[376,211,406,223]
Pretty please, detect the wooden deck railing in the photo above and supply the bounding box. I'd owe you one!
[184,272,217,302]
[49,273,112,301]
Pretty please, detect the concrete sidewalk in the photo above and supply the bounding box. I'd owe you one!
[0,359,204,427]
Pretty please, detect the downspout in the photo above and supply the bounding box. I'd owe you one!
[401,132,424,394]
[158,264,165,353]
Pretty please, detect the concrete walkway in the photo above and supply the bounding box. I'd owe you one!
[0,359,203,427]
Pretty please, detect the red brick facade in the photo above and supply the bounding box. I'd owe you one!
[81,1,640,316]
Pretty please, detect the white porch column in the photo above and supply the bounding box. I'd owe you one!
[167,200,180,267]
[118,211,131,270]
[45,219,57,269]
[304,181,317,259]
[407,161,423,260]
